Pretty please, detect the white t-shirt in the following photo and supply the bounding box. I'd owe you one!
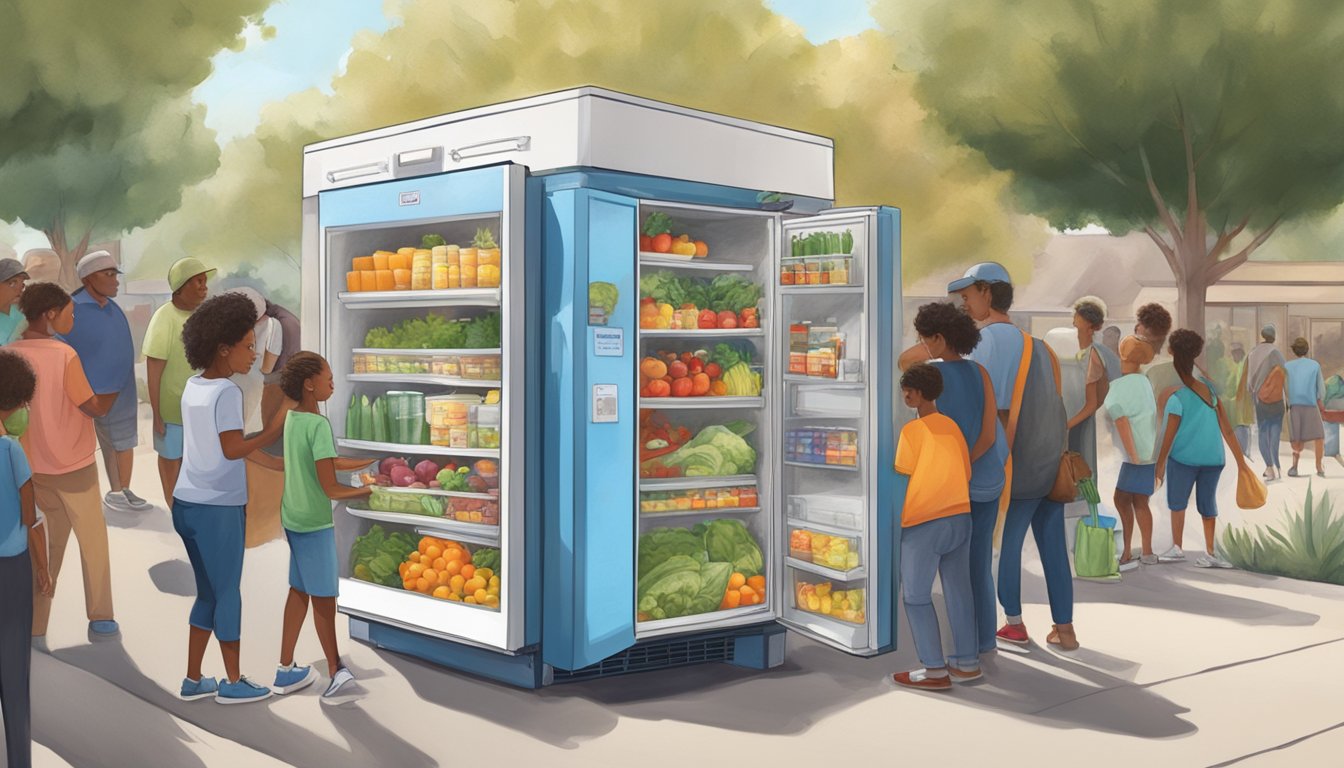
[175,376,248,506]
[231,317,283,434]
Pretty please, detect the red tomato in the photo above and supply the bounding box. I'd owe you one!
[688,358,704,374]
[652,233,673,253]
[639,235,653,251]
[705,363,721,379]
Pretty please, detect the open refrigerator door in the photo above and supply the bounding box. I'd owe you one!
[633,201,779,639]
[774,209,900,655]
[319,164,527,652]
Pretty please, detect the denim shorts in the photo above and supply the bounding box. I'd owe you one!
[1116,462,1156,496]
[1166,459,1223,518]
[93,385,139,451]
[286,527,339,598]
[154,423,184,460]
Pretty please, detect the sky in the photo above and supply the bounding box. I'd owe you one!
[3,0,876,254]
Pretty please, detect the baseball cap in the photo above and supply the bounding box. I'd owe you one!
[1261,324,1276,341]
[168,257,216,293]
[76,250,122,280]
[0,258,28,283]
[947,262,1012,293]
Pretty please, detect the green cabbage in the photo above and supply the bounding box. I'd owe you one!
[698,519,764,578]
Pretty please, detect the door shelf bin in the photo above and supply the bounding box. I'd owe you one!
[787,494,864,532]
[788,526,861,571]
[792,573,866,626]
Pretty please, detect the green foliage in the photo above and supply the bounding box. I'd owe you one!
[893,0,1344,235]
[1220,483,1344,586]
[0,0,274,276]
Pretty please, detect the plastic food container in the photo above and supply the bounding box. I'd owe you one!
[797,527,861,571]
[468,404,501,449]
[460,354,502,381]
[786,427,859,466]
[445,493,500,526]
[369,486,445,517]
[427,394,480,447]
[793,575,866,624]
[385,391,426,445]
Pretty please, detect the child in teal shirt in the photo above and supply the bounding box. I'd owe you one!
[272,352,371,700]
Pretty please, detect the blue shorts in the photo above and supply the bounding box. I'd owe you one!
[1117,462,1156,496]
[154,423,183,460]
[286,527,338,598]
[1166,459,1223,518]
[171,498,245,642]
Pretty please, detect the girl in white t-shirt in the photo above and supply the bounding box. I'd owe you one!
[173,292,291,705]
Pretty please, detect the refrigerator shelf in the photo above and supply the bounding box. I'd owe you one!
[338,288,501,309]
[639,474,758,491]
[639,396,764,410]
[347,373,502,388]
[780,608,868,648]
[778,286,864,295]
[337,438,501,459]
[782,459,859,472]
[639,328,765,339]
[345,507,501,546]
[639,254,756,272]
[639,506,761,521]
[635,602,773,640]
[786,556,866,582]
[783,375,865,389]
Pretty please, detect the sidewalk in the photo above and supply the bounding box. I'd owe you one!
[22,408,1344,767]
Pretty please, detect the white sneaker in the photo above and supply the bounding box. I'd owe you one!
[1118,559,1139,572]
[322,667,356,701]
[1211,553,1235,569]
[1157,545,1185,563]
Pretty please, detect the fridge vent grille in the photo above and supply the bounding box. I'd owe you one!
[552,636,735,683]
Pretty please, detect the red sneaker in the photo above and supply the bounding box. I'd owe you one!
[996,622,1030,646]
[891,670,952,691]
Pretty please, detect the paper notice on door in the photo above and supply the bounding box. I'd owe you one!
[593,327,624,357]
[592,384,618,423]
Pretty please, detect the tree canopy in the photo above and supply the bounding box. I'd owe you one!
[0,0,273,286]
[880,0,1344,329]
[138,0,1044,287]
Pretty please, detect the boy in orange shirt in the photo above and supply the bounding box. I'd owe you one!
[890,364,981,691]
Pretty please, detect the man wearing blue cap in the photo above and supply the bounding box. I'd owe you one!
[945,263,1076,652]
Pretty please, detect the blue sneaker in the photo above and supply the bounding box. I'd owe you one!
[179,676,219,701]
[89,620,121,638]
[272,664,318,695]
[215,676,273,705]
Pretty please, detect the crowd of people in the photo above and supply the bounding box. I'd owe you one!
[886,260,1294,691]
[0,253,359,767]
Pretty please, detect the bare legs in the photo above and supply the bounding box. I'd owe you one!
[186,626,241,683]
[1170,509,1218,556]
[1114,489,1154,563]
[1290,439,1325,475]
[278,588,341,674]
[158,457,181,506]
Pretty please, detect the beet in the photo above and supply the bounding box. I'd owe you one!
[413,460,439,485]
[379,456,409,476]
[390,465,416,487]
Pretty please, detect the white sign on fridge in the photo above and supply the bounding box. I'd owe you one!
[592,384,618,423]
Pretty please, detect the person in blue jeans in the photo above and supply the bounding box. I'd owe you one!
[172,293,290,704]
[0,350,53,768]
[1154,330,1251,569]
[902,302,1006,657]
[890,364,980,691]
[944,262,1075,652]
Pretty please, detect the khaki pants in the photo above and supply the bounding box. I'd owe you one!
[32,464,115,636]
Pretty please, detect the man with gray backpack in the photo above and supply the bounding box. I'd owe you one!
[947,263,1076,652]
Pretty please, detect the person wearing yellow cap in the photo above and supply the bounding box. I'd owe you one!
[143,257,215,504]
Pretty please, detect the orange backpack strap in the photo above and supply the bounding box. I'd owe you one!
[1005,330,1033,450]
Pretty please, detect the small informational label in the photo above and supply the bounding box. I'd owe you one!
[399,190,421,206]
[593,327,624,357]
[592,384,618,423]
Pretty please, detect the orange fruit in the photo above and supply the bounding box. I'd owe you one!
[398,562,410,578]
[465,596,478,604]
[747,575,766,592]
[739,585,756,601]
[425,545,442,561]
[709,380,728,396]
[438,571,451,586]
[407,563,425,579]
[415,577,432,592]
[449,575,466,593]
[402,579,416,591]
[432,557,447,571]
[474,589,489,603]
[640,358,668,380]
[418,538,433,555]
[460,564,476,581]
[728,573,746,590]
[484,595,500,609]
[463,577,486,594]
[433,586,452,599]
[722,589,742,609]
[422,569,438,584]
[443,559,462,576]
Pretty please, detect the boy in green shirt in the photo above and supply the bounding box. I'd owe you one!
[271,352,371,700]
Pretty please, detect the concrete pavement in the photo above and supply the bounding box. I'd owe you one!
[17,408,1344,767]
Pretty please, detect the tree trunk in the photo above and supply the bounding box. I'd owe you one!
[1174,269,1208,341]
[41,217,92,292]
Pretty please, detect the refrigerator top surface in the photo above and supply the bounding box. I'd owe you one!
[304,86,834,154]
[301,87,836,200]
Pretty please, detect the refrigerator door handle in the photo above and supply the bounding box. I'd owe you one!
[325,160,389,183]
[449,135,532,163]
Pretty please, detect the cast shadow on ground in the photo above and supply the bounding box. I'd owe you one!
[50,641,432,768]
[148,559,197,597]
[103,503,175,534]
[374,613,1196,749]
[1066,564,1320,628]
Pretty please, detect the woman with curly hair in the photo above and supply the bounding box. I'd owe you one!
[172,292,291,705]
[1153,330,1251,568]
[907,302,1007,659]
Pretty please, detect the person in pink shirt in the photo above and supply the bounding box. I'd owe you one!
[8,282,121,649]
